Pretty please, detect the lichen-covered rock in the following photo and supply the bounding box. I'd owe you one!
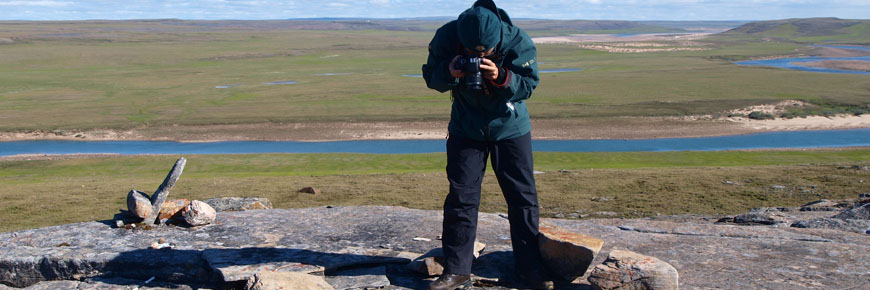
[126,190,152,219]
[203,197,273,212]
[833,200,870,220]
[184,200,217,226]
[791,217,870,233]
[158,199,190,221]
[800,199,845,212]
[732,208,789,225]
[1,206,869,289]
[538,221,603,281]
[143,157,186,225]
[588,249,679,290]
[245,271,334,290]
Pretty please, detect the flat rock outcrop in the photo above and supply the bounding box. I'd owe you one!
[1,206,869,289]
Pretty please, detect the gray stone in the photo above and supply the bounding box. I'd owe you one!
[325,266,390,290]
[799,199,844,212]
[203,197,273,212]
[833,200,870,220]
[588,249,679,290]
[538,221,604,281]
[184,200,217,226]
[729,208,789,225]
[126,190,152,219]
[245,271,334,290]
[2,206,870,289]
[791,218,870,233]
[143,157,186,225]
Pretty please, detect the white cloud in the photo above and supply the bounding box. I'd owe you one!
[0,1,70,7]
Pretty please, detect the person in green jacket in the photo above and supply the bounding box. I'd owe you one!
[422,1,552,289]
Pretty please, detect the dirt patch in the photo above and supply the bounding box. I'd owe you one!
[577,44,710,53]
[800,60,870,72]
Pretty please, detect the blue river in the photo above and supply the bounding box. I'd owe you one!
[736,45,870,75]
[1,129,869,156]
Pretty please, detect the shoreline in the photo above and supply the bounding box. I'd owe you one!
[1,115,869,143]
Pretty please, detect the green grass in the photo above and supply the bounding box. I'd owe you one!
[1,22,868,132]
[2,149,869,232]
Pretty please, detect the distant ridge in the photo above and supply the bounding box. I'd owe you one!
[720,17,870,43]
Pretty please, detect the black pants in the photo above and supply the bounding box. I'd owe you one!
[442,132,542,275]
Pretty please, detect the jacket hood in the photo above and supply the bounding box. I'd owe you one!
[457,0,513,53]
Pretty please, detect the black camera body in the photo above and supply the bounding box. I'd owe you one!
[454,56,484,90]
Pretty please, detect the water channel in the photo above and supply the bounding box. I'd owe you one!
[735,45,870,75]
[2,129,869,156]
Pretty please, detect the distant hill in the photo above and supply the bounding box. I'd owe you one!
[718,17,870,44]
[163,18,687,34]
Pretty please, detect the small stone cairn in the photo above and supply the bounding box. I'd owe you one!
[119,157,216,228]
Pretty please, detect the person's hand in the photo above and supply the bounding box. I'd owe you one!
[479,58,499,81]
[449,55,465,79]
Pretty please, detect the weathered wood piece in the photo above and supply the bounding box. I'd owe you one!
[143,157,187,225]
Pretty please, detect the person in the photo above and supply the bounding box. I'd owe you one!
[421,1,552,289]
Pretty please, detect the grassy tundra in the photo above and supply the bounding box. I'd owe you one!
[0,19,868,132]
[1,150,869,232]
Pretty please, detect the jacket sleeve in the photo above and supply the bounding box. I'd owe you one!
[422,25,460,93]
[489,31,539,102]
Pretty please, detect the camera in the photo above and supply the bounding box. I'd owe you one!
[453,56,484,90]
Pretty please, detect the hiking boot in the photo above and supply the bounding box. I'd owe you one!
[427,273,472,290]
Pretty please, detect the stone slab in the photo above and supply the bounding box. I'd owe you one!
[1,206,869,289]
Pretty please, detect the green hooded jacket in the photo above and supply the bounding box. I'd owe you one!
[422,0,539,141]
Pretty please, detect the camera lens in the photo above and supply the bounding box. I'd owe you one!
[464,57,483,90]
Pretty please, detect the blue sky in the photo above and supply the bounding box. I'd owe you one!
[1,0,868,21]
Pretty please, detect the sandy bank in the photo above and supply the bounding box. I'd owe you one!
[1,115,868,143]
[532,32,720,44]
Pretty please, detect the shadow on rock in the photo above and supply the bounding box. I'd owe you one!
[55,247,422,289]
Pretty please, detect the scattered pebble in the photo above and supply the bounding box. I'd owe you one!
[412,237,431,242]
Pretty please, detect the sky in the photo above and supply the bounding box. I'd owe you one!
[0,0,869,21]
